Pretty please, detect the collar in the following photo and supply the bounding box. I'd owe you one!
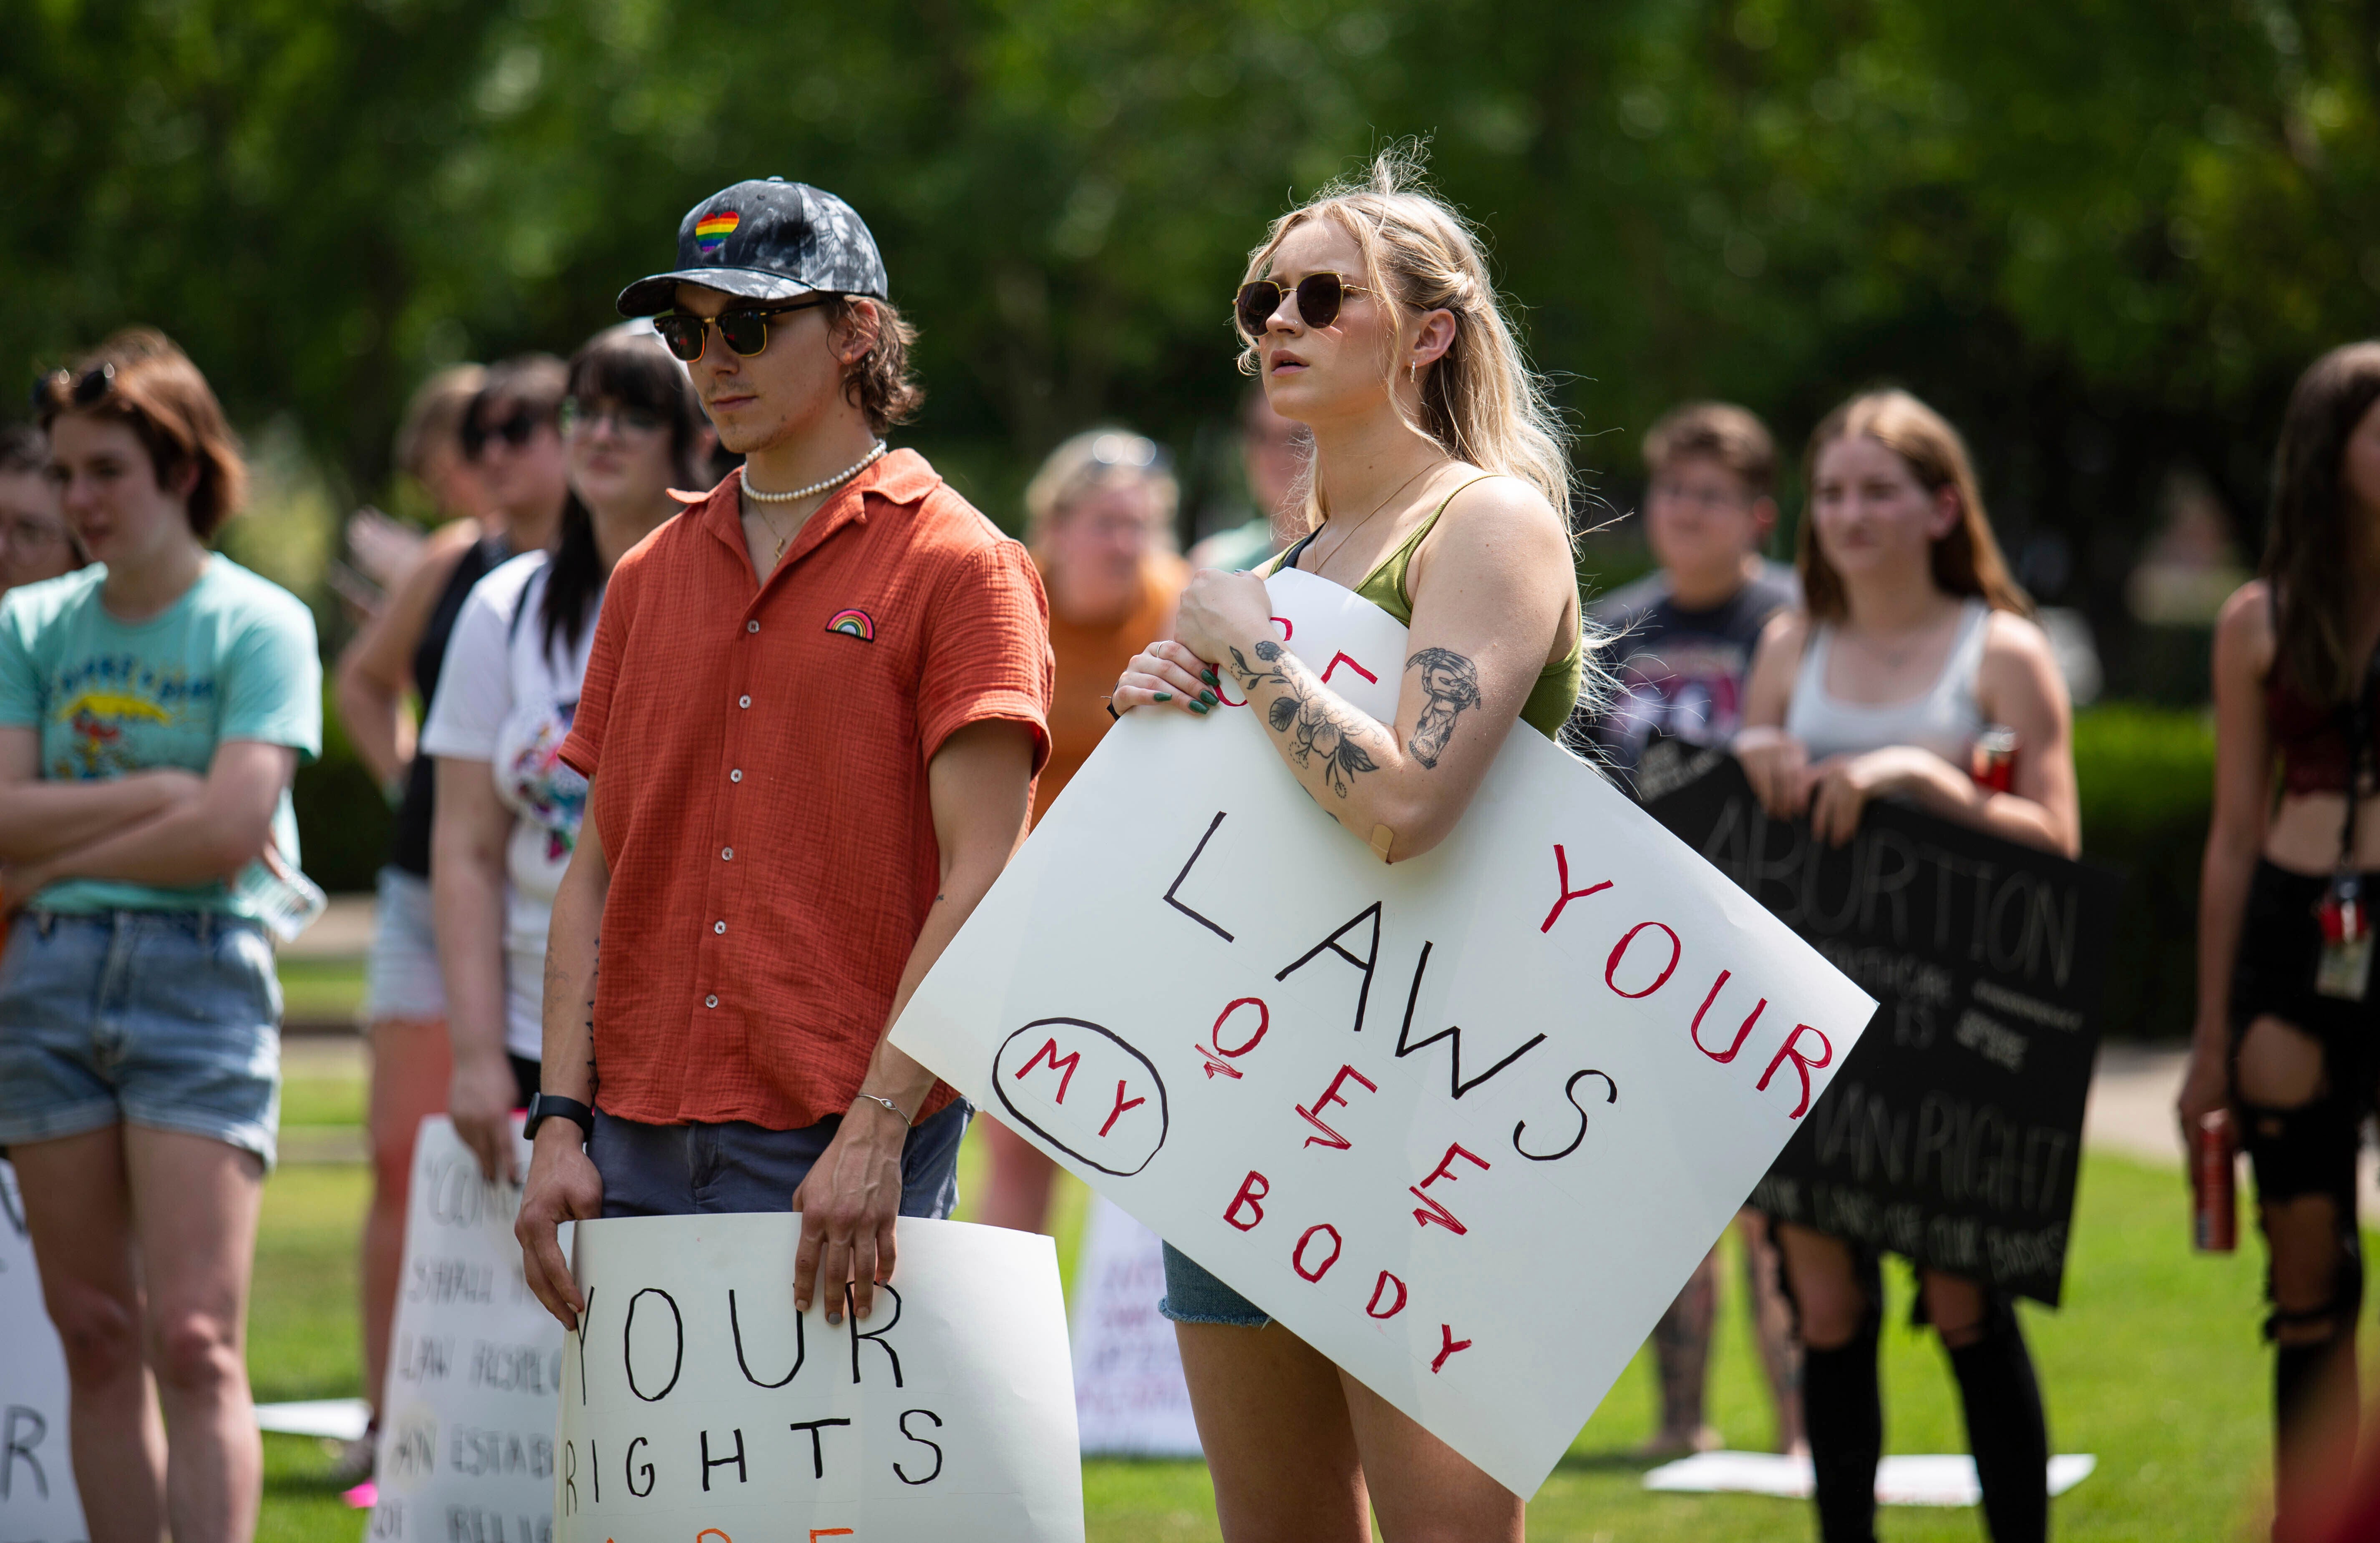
[697,447,943,581]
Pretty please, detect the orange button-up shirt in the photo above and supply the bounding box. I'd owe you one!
[559,450,1053,1130]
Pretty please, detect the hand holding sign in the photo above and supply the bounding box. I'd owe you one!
[893,569,1877,1497]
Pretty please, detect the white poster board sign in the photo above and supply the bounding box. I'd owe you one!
[557,1213,1083,1543]
[1068,1196,1201,1457]
[370,1117,561,1543]
[892,568,1877,1497]
[0,1160,84,1543]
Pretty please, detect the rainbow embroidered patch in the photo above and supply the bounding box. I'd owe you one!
[824,608,875,641]
[694,210,740,257]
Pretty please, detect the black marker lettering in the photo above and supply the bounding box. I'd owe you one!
[1163,811,1236,941]
[894,1409,946,1485]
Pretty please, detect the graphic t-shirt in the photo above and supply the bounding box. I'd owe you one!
[1577,561,1799,774]
[0,558,322,917]
[419,552,596,1060]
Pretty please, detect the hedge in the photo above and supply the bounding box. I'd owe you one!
[292,679,394,896]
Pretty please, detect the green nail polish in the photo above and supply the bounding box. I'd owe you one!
[1200,689,1217,705]
[1203,669,1219,686]
[1155,691,1173,702]
[1189,700,1211,715]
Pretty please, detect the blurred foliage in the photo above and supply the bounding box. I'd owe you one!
[10,0,2380,616]
[2073,702,2217,1038]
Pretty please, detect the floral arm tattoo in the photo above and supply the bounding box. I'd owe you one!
[1404,647,1482,768]
[1227,639,1382,798]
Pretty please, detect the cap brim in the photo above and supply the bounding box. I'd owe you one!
[615,267,820,318]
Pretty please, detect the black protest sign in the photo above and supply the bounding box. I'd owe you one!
[1636,743,2116,1305]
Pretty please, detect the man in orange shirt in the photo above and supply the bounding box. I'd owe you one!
[512,179,1052,1330]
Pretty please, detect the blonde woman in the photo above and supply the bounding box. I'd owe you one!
[1734,390,2075,1543]
[1113,148,1587,1543]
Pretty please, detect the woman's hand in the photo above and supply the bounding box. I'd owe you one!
[1735,725,1812,820]
[1806,747,1935,846]
[2174,1032,2232,1141]
[1174,569,1273,665]
[449,1052,521,1184]
[1113,641,1220,717]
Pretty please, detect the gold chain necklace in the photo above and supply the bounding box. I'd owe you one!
[1307,459,1446,576]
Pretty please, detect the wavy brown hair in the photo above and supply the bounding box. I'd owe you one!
[2265,342,2380,703]
[824,297,923,435]
[1798,389,2031,623]
[33,328,247,540]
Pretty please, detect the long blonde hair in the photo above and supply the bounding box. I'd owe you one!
[1238,143,1573,535]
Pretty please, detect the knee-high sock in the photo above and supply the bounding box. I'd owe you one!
[1801,1322,1882,1543]
[1948,1313,2048,1543]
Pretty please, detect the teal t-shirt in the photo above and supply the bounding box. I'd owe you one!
[0,557,322,918]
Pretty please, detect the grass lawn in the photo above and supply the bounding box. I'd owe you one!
[276,955,365,1027]
[248,1134,2352,1540]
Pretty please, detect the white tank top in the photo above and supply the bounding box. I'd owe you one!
[1784,599,1990,765]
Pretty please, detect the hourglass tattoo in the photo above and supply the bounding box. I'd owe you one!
[1227,639,1380,797]
[1405,647,1482,768]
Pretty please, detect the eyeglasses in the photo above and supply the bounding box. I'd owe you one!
[461,407,554,459]
[1234,273,1381,338]
[1087,432,1171,473]
[653,297,835,363]
[27,361,115,413]
[2,517,70,554]
[560,399,665,438]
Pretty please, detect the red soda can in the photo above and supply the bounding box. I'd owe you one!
[1970,725,2020,794]
[2192,1110,2236,1252]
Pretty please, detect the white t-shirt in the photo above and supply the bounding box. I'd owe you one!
[420,552,597,1061]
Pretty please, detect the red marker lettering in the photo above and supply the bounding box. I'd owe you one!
[1098,1080,1147,1137]
[1539,844,1614,934]
[1224,1170,1271,1231]
[1418,1141,1491,1190]
[1690,970,1767,1064]
[1322,651,1378,686]
[1292,1223,1345,1281]
[1408,1187,1467,1235]
[1604,921,1682,999]
[1193,1045,1245,1080]
[1365,1270,1409,1319]
[1757,1024,1835,1119]
[1012,1038,1080,1103]
[1430,1324,1473,1373]
[1210,997,1271,1057]
[1295,1063,1379,1150]
[1272,616,1293,641]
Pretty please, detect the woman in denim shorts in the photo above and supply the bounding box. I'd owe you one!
[0,330,320,1543]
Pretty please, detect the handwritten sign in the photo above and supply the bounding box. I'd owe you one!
[370,1118,564,1543]
[890,568,1878,1498]
[1637,743,2115,1303]
[0,1160,83,1543]
[557,1214,1083,1543]
[1068,1196,1201,1457]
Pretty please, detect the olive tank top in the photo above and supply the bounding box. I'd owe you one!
[1263,476,1583,738]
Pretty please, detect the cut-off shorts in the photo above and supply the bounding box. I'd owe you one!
[1160,1241,1271,1328]
[362,865,446,1024]
[0,910,283,1168]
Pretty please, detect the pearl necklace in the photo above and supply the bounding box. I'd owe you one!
[743,440,887,503]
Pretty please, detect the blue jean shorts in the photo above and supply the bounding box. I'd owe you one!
[591,1098,973,1218]
[0,910,282,1168]
[361,865,445,1024]
[1160,1241,1271,1328]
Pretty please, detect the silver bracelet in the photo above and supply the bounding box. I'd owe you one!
[855,1092,911,1126]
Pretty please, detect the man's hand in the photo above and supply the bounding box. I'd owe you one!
[791,1097,910,1326]
[450,1052,521,1183]
[516,1121,604,1330]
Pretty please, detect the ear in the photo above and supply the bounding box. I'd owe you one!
[1929,483,1962,540]
[1749,495,1778,539]
[166,458,201,501]
[1407,309,1457,371]
[834,299,883,366]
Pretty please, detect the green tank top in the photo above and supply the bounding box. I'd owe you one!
[1262,475,1584,739]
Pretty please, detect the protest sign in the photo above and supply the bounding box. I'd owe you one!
[557,1214,1083,1543]
[1637,741,2116,1304]
[1068,1196,1201,1457]
[0,1160,83,1543]
[890,568,1878,1498]
[370,1118,562,1543]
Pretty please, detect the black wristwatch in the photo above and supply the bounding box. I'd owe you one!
[524,1092,595,1143]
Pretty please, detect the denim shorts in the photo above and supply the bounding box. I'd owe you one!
[362,865,445,1024]
[591,1098,972,1218]
[1160,1241,1271,1328]
[0,910,282,1168]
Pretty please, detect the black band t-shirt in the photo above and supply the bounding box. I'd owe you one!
[1574,561,1799,776]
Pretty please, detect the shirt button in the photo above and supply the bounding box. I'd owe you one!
[739,695,752,708]
[714,920,727,934]
[705,994,719,1009]
[730,768,743,783]
[747,620,760,634]
[722,847,733,861]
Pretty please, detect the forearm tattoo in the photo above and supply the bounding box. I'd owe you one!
[1405,647,1482,768]
[1228,639,1380,798]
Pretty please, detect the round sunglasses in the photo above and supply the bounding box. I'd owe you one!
[1233,272,1381,338]
[654,296,836,363]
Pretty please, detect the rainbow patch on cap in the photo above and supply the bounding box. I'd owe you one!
[824,608,874,641]
[694,209,740,257]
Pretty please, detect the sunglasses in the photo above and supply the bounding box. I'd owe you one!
[1234,273,1381,338]
[462,408,553,459]
[653,297,835,363]
[559,399,665,438]
[26,361,116,413]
